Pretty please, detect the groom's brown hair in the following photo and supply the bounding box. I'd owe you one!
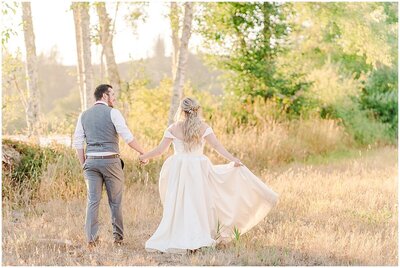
[94,84,113,100]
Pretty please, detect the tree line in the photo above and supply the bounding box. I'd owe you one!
[2,2,398,145]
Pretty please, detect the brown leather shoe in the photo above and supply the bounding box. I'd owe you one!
[113,238,123,246]
[87,237,100,249]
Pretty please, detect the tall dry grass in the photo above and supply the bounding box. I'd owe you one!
[2,86,396,265]
[2,146,397,265]
[24,113,352,203]
[208,116,351,171]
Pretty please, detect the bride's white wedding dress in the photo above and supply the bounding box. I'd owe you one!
[145,127,278,253]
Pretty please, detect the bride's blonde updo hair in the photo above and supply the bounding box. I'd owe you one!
[174,97,202,151]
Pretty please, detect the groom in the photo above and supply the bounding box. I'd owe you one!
[73,84,147,247]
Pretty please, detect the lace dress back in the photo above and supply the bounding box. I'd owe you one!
[163,127,214,156]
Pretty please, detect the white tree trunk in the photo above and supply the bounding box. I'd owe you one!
[170,2,180,81]
[72,3,85,112]
[96,3,121,95]
[80,3,94,107]
[168,2,194,126]
[21,2,40,141]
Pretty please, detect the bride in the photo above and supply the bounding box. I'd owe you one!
[139,97,278,253]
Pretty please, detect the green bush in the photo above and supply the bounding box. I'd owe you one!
[360,66,398,136]
[324,98,393,145]
[2,139,57,206]
[268,72,317,118]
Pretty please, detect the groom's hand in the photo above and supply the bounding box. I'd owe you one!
[139,159,149,165]
[139,154,149,165]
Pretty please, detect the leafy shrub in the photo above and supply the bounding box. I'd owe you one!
[323,98,393,145]
[360,66,398,136]
[2,139,56,206]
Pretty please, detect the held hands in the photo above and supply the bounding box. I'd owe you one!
[232,158,243,167]
[139,154,149,165]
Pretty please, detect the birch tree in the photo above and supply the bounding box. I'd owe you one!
[168,2,194,125]
[96,2,121,95]
[72,2,94,110]
[80,3,94,107]
[21,2,39,140]
[170,2,180,80]
[72,3,85,111]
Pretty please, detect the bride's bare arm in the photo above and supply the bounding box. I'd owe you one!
[139,137,173,161]
[204,133,243,167]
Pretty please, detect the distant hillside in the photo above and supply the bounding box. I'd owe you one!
[118,53,224,94]
[38,53,224,115]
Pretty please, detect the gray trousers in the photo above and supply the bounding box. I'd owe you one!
[83,158,124,242]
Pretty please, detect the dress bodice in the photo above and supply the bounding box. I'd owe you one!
[164,127,214,156]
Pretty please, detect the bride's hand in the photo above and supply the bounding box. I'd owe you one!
[139,154,149,165]
[232,158,243,167]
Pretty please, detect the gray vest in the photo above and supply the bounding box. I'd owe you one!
[81,104,119,154]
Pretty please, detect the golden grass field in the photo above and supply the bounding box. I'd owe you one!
[2,146,398,265]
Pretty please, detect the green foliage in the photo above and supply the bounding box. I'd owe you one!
[306,63,364,108]
[268,72,316,117]
[121,78,170,141]
[121,78,220,141]
[39,112,80,137]
[275,2,397,144]
[215,220,222,242]
[198,2,288,93]
[304,3,396,68]
[360,66,398,136]
[323,98,393,145]
[39,87,81,135]
[2,94,27,134]
[2,50,27,134]
[2,2,397,154]
[233,226,241,242]
[300,3,394,69]
[1,2,19,45]
[233,226,242,256]
[2,139,57,206]
[382,2,398,24]
[123,2,149,34]
[277,2,397,101]
[198,2,314,117]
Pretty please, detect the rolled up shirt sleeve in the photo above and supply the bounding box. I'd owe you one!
[111,109,134,144]
[73,113,85,149]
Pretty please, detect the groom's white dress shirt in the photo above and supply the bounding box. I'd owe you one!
[73,101,134,156]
